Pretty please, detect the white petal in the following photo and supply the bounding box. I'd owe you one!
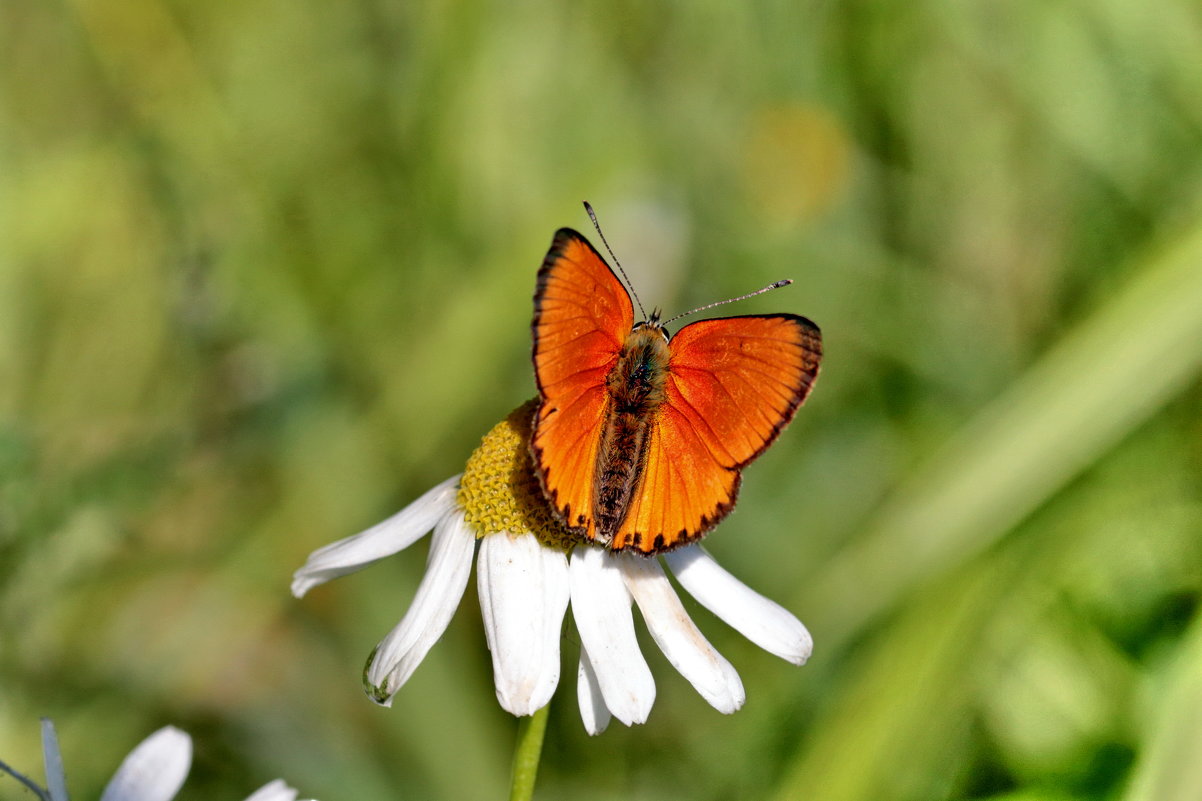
[363,512,476,704]
[577,649,611,735]
[620,555,745,714]
[664,546,813,665]
[569,546,655,726]
[477,533,570,716]
[99,727,192,801]
[291,475,460,597]
[243,779,302,801]
[40,719,69,801]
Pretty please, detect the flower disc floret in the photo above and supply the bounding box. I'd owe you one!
[459,399,574,551]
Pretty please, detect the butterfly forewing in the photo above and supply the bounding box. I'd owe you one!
[666,314,822,467]
[531,229,634,533]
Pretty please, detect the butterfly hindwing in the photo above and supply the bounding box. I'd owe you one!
[611,313,822,553]
[530,229,635,533]
[610,399,740,552]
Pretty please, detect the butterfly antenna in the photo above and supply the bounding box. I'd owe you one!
[584,201,648,321]
[661,279,793,326]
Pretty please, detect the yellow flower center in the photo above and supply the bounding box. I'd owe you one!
[458,399,577,552]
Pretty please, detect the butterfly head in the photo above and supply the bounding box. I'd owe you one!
[632,308,670,342]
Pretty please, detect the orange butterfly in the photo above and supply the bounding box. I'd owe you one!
[530,207,823,554]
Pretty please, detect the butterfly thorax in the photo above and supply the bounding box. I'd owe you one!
[592,324,671,545]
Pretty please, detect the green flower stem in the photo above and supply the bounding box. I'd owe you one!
[508,704,550,801]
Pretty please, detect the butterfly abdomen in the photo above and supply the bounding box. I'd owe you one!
[592,326,671,544]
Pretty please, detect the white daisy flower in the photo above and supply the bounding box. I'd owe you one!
[242,778,309,801]
[20,719,314,801]
[292,400,812,733]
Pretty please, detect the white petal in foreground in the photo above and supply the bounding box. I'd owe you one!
[665,546,813,665]
[577,649,611,735]
[291,475,461,597]
[478,533,571,716]
[40,719,69,801]
[244,779,306,801]
[620,555,746,714]
[569,546,655,727]
[364,512,477,704]
[99,727,192,801]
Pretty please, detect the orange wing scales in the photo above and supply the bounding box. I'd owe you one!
[613,400,741,552]
[534,395,605,528]
[667,315,821,468]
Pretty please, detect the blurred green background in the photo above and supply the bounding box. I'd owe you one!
[3,1,1202,799]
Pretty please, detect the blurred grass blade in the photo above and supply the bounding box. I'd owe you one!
[1121,614,1202,801]
[772,560,1008,801]
[803,220,1202,647]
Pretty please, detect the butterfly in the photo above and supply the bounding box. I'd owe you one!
[530,206,823,554]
